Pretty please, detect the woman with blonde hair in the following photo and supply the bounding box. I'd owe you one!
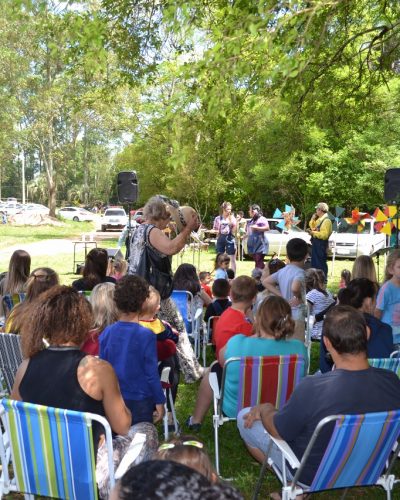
[81,282,118,355]
[352,255,378,284]
[4,267,59,334]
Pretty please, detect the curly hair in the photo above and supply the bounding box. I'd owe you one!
[172,264,201,296]
[82,248,109,289]
[20,285,93,358]
[114,275,150,314]
[255,296,295,340]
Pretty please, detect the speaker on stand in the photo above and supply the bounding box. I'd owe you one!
[117,171,139,259]
[384,168,400,249]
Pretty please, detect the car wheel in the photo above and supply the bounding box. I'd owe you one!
[73,216,79,222]
[101,225,106,232]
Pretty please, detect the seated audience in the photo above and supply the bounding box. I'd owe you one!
[109,258,128,281]
[199,271,213,300]
[221,296,308,418]
[0,249,31,318]
[203,279,231,325]
[305,268,335,341]
[254,257,286,312]
[72,247,116,292]
[172,263,212,309]
[320,278,394,372]
[186,276,257,431]
[352,254,377,283]
[111,460,244,500]
[154,435,216,482]
[237,305,400,486]
[81,282,118,356]
[11,285,158,498]
[5,267,59,334]
[100,275,165,425]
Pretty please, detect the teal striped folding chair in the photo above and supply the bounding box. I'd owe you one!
[369,358,400,378]
[255,410,400,500]
[0,399,115,500]
[2,293,26,316]
[0,333,23,394]
[210,355,306,476]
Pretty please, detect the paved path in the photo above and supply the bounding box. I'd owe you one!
[0,239,74,261]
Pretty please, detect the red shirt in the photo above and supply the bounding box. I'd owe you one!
[214,307,253,361]
[201,283,213,299]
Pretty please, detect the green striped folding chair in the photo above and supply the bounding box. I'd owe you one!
[210,355,306,476]
[369,358,400,378]
[256,410,400,500]
[0,399,115,500]
[0,333,23,394]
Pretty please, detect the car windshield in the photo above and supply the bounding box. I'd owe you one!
[337,220,371,235]
[106,210,125,216]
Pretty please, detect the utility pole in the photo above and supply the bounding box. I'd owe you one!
[20,149,26,204]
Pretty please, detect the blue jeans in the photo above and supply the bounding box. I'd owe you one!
[125,397,155,425]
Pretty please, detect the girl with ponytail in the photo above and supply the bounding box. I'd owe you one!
[219,295,308,418]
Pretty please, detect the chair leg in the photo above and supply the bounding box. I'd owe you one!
[213,414,220,476]
[340,488,348,499]
[252,457,270,500]
[163,399,169,441]
[168,390,179,435]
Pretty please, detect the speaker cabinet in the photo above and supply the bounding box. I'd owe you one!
[384,168,400,204]
[117,171,138,203]
[106,248,124,261]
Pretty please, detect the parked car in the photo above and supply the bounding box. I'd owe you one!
[130,207,145,224]
[22,203,50,215]
[58,206,95,222]
[242,219,311,257]
[0,202,23,215]
[328,218,386,258]
[101,207,128,231]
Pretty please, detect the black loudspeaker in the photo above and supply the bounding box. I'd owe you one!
[384,168,400,204]
[106,248,124,261]
[117,171,139,203]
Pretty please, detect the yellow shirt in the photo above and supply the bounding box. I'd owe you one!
[309,214,332,240]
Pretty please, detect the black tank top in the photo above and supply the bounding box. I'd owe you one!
[20,348,106,451]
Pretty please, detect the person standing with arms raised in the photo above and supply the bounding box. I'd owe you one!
[307,202,332,280]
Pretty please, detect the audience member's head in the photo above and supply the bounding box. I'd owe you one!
[255,296,295,340]
[226,268,235,280]
[352,255,377,283]
[322,305,367,356]
[338,278,378,313]
[83,248,109,288]
[20,285,93,358]
[212,279,230,299]
[305,268,326,294]
[3,249,31,295]
[230,276,257,304]
[286,238,308,263]
[24,267,59,303]
[154,436,215,482]
[199,271,211,284]
[112,460,243,500]
[268,257,286,275]
[173,263,201,296]
[340,268,351,287]
[140,286,161,320]
[114,275,150,314]
[384,249,400,282]
[90,282,118,331]
[214,252,230,272]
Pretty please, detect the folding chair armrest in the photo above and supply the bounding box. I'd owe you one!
[209,372,220,400]
[194,307,203,320]
[270,436,301,470]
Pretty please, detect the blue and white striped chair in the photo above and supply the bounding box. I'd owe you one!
[0,399,115,499]
[254,410,400,500]
[369,357,400,378]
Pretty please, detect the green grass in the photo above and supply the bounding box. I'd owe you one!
[0,225,398,498]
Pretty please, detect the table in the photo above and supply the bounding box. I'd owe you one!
[72,240,97,273]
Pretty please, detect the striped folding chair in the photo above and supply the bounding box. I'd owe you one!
[2,293,26,317]
[209,355,306,476]
[256,410,400,500]
[0,333,23,394]
[369,358,400,378]
[0,399,115,500]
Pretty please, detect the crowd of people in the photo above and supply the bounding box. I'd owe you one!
[1,194,400,499]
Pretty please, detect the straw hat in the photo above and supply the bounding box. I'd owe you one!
[156,195,200,232]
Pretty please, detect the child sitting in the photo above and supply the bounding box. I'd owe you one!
[155,435,216,483]
[139,286,179,361]
[339,269,351,289]
[305,268,335,340]
[199,271,213,300]
[110,258,128,281]
[376,249,400,344]
[99,275,165,425]
[204,279,231,325]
